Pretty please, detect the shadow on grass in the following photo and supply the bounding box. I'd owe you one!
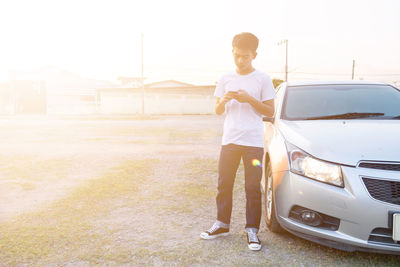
[263,228,400,266]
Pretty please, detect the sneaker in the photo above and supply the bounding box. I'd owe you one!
[200,222,229,240]
[246,229,261,251]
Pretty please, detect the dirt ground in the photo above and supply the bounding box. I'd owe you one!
[0,115,222,222]
[0,115,399,266]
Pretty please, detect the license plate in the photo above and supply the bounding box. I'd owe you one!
[393,213,400,241]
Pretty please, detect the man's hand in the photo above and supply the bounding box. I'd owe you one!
[233,90,252,103]
[221,91,239,104]
[216,90,274,116]
[215,91,239,115]
[232,89,275,117]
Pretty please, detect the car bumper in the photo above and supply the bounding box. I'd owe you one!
[273,166,400,254]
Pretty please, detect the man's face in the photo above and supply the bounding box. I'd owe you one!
[232,47,257,72]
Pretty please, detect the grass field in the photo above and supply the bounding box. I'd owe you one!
[0,115,399,266]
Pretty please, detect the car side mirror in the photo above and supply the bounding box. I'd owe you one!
[262,117,274,123]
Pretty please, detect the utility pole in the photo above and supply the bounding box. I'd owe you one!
[351,60,355,80]
[278,39,288,82]
[141,33,145,115]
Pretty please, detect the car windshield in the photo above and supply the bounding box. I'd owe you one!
[282,84,400,120]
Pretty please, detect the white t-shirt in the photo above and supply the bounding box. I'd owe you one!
[214,70,276,148]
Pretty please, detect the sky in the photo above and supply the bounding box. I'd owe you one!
[0,0,399,85]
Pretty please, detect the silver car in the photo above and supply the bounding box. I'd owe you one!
[262,81,400,254]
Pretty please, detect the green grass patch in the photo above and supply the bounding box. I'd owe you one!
[166,157,245,208]
[0,158,157,265]
[175,158,218,200]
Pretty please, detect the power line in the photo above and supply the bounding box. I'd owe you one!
[357,74,400,76]
[293,72,350,76]
[289,72,400,76]
[145,66,400,77]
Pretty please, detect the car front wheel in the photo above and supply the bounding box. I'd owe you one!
[265,161,283,233]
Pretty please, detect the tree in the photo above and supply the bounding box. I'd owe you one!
[272,79,284,89]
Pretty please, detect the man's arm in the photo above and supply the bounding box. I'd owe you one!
[215,91,239,115]
[234,89,275,117]
[249,98,275,117]
[215,98,226,115]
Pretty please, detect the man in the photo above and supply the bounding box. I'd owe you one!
[200,32,275,251]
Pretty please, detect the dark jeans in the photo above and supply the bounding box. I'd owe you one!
[216,143,264,229]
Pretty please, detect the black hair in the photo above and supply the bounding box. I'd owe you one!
[232,32,259,52]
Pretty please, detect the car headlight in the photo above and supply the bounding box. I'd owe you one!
[285,142,344,187]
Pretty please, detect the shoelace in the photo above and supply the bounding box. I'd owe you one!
[247,231,259,243]
[208,223,220,234]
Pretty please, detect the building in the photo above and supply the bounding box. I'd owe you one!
[3,67,217,115]
[98,80,216,115]
[0,80,46,115]
[8,66,115,115]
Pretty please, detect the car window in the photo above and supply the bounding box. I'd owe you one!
[282,84,400,120]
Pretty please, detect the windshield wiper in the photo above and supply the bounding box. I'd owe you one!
[305,112,385,120]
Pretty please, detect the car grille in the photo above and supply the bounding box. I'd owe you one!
[359,162,400,171]
[363,178,400,205]
[368,228,400,246]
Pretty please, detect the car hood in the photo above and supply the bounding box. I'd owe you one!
[278,120,400,166]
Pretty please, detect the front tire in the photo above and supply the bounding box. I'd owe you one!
[265,161,283,233]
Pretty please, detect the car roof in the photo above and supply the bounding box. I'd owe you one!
[286,80,388,87]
